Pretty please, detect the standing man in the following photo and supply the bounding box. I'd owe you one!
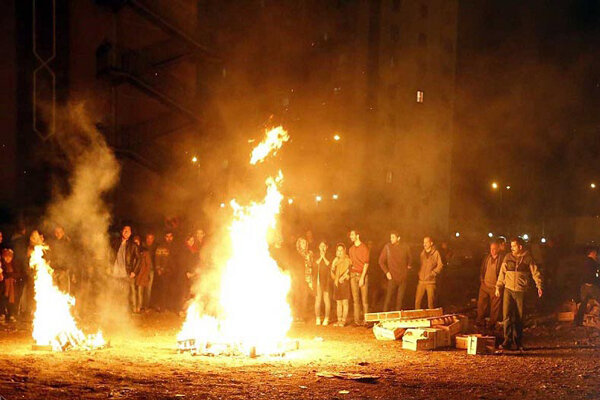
[379,232,412,311]
[415,236,443,309]
[153,231,175,311]
[349,230,369,325]
[48,225,71,294]
[495,237,543,351]
[574,246,600,326]
[112,225,141,313]
[476,240,503,331]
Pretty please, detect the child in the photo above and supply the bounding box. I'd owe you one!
[331,243,351,326]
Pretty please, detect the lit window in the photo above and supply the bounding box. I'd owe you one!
[416,90,424,103]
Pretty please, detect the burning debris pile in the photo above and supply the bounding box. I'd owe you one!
[29,245,106,351]
[177,127,294,358]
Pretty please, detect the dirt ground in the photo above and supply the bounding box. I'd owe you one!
[0,312,598,400]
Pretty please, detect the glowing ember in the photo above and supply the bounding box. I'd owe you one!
[178,126,293,357]
[29,245,105,351]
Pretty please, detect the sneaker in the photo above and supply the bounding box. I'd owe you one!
[498,341,511,351]
[322,318,329,326]
[316,317,321,326]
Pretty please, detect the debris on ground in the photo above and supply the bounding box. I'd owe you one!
[316,371,380,383]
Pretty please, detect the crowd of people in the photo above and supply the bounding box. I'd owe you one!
[0,220,597,352]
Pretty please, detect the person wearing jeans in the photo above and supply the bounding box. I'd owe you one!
[348,230,369,325]
[415,237,443,309]
[379,232,412,311]
[495,237,543,351]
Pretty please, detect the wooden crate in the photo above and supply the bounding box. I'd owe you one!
[402,338,435,351]
[373,324,405,341]
[456,334,482,350]
[467,336,496,355]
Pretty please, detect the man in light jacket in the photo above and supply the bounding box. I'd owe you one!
[495,237,543,351]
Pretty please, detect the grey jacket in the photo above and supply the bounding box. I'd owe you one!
[496,250,542,292]
[418,247,443,284]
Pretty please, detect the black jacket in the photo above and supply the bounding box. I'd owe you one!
[113,238,141,275]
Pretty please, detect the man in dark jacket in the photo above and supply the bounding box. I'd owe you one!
[476,240,503,330]
[379,232,412,311]
[112,225,140,312]
[575,246,600,326]
[415,236,443,309]
[495,237,543,351]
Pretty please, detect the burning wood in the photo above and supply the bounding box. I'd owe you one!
[176,127,294,358]
[29,244,106,351]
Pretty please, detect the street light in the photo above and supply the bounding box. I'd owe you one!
[315,195,322,203]
[191,156,198,163]
[522,233,529,241]
[488,232,493,238]
[333,133,341,141]
[287,198,294,205]
[455,232,460,238]
[332,194,339,200]
[220,203,225,208]
[591,183,596,189]
[491,182,498,190]
[506,185,511,190]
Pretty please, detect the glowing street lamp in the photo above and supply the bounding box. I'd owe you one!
[488,232,493,238]
[506,185,511,190]
[315,195,322,203]
[541,237,547,244]
[333,134,341,141]
[191,156,198,163]
[287,198,294,205]
[522,233,529,241]
[332,194,339,200]
[591,183,596,189]
[455,232,460,238]
[220,203,225,208]
[491,182,498,190]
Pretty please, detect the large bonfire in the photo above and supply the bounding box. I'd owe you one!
[177,126,293,356]
[29,244,105,351]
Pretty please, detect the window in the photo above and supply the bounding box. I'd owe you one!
[393,0,402,12]
[416,90,424,103]
[390,24,400,43]
[420,4,428,18]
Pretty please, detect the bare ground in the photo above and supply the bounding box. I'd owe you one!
[0,312,598,400]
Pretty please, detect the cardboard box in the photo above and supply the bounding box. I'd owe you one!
[402,338,435,351]
[456,334,481,349]
[467,335,496,355]
[365,308,443,322]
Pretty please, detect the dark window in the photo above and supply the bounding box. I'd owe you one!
[390,24,400,43]
[418,33,427,47]
[420,4,428,18]
[392,0,402,12]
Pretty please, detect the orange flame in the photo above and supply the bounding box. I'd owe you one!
[29,245,104,351]
[178,127,292,356]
